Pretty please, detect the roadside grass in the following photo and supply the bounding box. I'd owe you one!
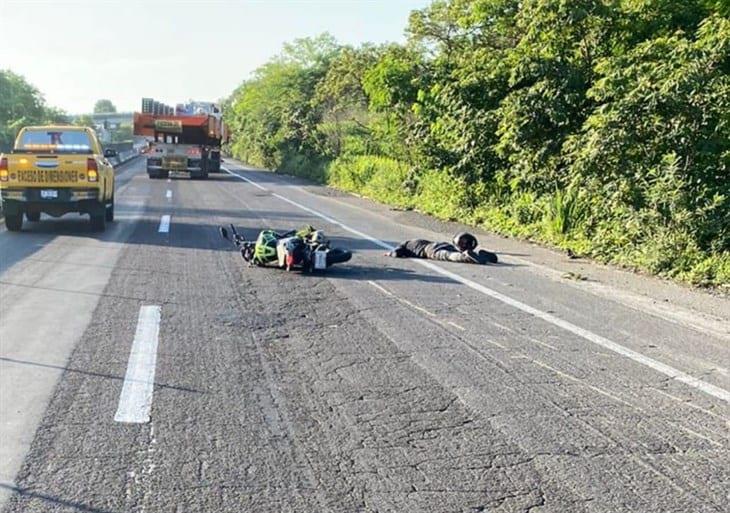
[249,152,728,290]
[340,160,728,290]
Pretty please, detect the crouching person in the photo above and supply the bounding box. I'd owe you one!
[387,232,497,264]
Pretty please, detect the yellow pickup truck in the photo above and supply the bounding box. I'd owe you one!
[0,126,116,231]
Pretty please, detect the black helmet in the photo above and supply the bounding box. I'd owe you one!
[453,232,478,251]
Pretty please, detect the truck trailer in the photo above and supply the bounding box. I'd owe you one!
[134,99,226,180]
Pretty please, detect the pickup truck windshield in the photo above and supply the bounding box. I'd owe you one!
[15,130,93,154]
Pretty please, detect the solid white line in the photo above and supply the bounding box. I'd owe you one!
[114,306,161,423]
[158,215,171,233]
[223,166,267,191]
[223,167,730,405]
[166,190,172,199]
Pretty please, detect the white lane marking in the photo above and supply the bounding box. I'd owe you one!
[650,388,726,420]
[367,280,437,317]
[224,167,267,191]
[114,306,161,423]
[367,280,393,296]
[369,279,441,319]
[223,167,730,405]
[527,335,558,351]
[166,190,172,200]
[677,425,724,448]
[490,320,516,333]
[228,171,730,342]
[158,215,171,233]
[166,178,171,183]
[513,256,730,342]
[533,359,636,408]
[448,321,466,331]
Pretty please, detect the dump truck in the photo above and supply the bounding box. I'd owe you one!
[0,126,116,231]
[134,99,226,180]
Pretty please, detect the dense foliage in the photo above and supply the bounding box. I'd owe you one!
[93,99,116,114]
[226,0,729,287]
[0,70,68,152]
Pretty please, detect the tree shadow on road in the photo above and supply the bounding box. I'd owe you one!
[0,482,120,513]
[0,357,202,394]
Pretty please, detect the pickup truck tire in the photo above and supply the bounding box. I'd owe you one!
[105,195,115,222]
[5,212,23,232]
[26,211,41,222]
[90,208,106,232]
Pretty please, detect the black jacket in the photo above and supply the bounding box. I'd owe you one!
[391,240,456,259]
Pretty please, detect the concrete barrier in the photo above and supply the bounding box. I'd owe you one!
[111,149,139,167]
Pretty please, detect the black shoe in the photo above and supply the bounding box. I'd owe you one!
[464,249,498,264]
[463,249,481,264]
[478,249,498,264]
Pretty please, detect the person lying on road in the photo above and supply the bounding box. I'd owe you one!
[387,232,498,264]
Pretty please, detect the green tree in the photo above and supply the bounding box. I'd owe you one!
[224,2,730,286]
[566,14,730,266]
[93,99,116,113]
[0,69,67,151]
[110,124,133,143]
[226,34,341,179]
[313,44,383,157]
[74,114,95,128]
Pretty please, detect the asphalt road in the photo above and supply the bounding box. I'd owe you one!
[0,157,727,512]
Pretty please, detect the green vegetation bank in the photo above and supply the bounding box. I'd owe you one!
[236,1,726,287]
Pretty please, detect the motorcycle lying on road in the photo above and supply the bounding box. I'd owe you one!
[220,224,352,272]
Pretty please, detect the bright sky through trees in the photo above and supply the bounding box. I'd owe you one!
[0,0,428,113]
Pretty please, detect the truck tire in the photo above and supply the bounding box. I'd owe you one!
[5,212,23,232]
[26,211,41,222]
[90,207,106,232]
[105,195,115,222]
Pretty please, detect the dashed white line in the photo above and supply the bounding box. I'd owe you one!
[527,335,558,351]
[114,306,161,423]
[367,280,393,296]
[367,280,437,317]
[677,425,724,448]
[158,215,171,233]
[222,166,730,405]
[532,359,636,408]
[166,190,172,200]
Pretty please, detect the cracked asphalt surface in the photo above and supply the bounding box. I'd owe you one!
[0,158,728,512]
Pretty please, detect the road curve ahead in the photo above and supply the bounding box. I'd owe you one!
[0,157,728,513]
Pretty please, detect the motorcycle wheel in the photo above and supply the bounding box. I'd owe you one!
[326,248,352,267]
